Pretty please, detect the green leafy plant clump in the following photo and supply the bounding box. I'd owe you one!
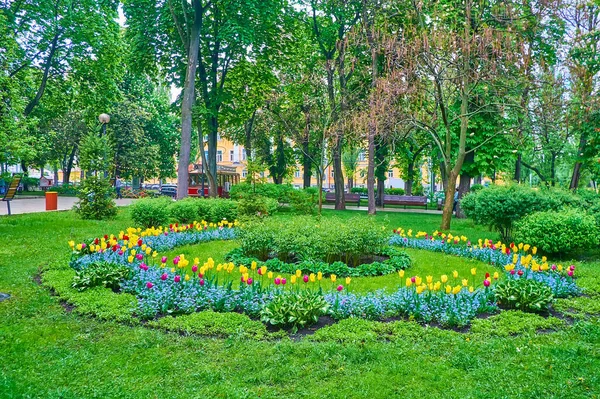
[260,291,329,331]
[494,278,554,312]
[513,209,599,255]
[470,311,565,337]
[236,195,279,217]
[72,261,131,292]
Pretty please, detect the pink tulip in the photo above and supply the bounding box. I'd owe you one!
[199,279,205,286]
[247,278,253,285]
[303,275,309,283]
[198,273,204,278]
[136,254,143,260]
[146,282,153,289]
[139,263,148,271]
[118,250,124,256]
[192,265,198,273]
[483,279,490,287]
[161,256,167,264]
[81,243,86,249]
[274,277,281,285]
[510,269,516,275]
[567,270,574,277]
[337,285,343,291]
[551,264,557,271]
[174,275,181,282]
[281,278,287,285]
[410,276,416,283]
[173,257,179,265]
[569,265,575,271]
[257,268,263,276]
[160,273,167,281]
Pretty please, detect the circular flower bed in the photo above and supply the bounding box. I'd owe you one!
[52,221,582,335]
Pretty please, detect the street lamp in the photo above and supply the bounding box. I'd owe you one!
[98,113,110,178]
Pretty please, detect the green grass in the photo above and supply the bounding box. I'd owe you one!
[1,208,600,398]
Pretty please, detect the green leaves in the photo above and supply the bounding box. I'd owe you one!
[260,290,329,330]
[494,278,554,312]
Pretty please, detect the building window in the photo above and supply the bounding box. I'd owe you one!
[241,149,247,161]
[229,150,234,161]
[242,169,247,178]
[358,151,366,161]
[217,150,223,162]
[295,169,301,178]
[331,169,334,177]
[260,172,265,178]
[388,170,393,178]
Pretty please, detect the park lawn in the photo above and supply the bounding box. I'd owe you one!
[1,208,599,399]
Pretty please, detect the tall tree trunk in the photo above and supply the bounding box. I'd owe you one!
[455,150,473,218]
[53,165,59,186]
[176,1,202,200]
[570,133,587,190]
[367,127,376,215]
[207,115,219,197]
[24,30,61,117]
[376,177,385,207]
[302,107,312,188]
[405,160,414,196]
[198,124,217,198]
[514,153,522,183]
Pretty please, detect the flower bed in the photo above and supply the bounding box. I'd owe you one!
[54,222,583,335]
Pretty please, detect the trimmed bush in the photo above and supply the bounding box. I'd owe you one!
[514,209,599,255]
[289,189,317,214]
[229,183,293,202]
[169,197,202,223]
[237,195,279,217]
[461,185,554,241]
[130,197,172,228]
[207,198,238,222]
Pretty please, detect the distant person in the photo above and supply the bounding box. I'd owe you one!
[453,189,459,214]
[115,176,122,199]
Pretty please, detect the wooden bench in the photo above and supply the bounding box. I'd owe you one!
[383,194,428,210]
[1,176,21,215]
[324,192,361,207]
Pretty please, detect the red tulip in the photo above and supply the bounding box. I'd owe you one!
[94,238,99,245]
[517,270,523,276]
[485,272,490,279]
[137,239,143,247]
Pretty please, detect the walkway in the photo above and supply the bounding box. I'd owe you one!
[320,204,442,214]
[0,196,137,216]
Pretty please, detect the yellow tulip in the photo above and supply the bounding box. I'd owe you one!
[558,264,563,272]
[415,276,422,286]
[406,278,413,287]
[68,240,75,249]
[452,270,458,278]
[330,274,337,283]
[194,257,200,265]
[426,276,433,284]
[127,256,134,263]
[523,244,530,252]
[309,273,316,282]
[541,256,547,263]
[433,281,441,291]
[493,272,499,280]
[513,254,519,264]
[291,275,297,284]
[469,286,474,293]
[251,261,257,270]
[445,285,452,294]
[268,271,273,279]
[185,274,190,281]
[452,285,462,295]
[399,270,405,278]
[345,277,351,285]
[441,275,448,283]
[296,269,302,278]
[532,246,537,255]
[505,264,514,271]
[416,285,425,294]
[462,279,468,287]
[260,266,267,275]
[470,268,477,276]
[317,272,323,281]
[171,267,175,273]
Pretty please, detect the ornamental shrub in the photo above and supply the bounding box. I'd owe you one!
[289,188,317,214]
[513,209,599,255]
[229,183,293,202]
[74,176,118,220]
[206,198,238,222]
[260,290,329,331]
[385,188,405,195]
[169,198,202,223]
[460,185,555,242]
[130,197,172,227]
[494,278,554,312]
[236,195,279,217]
[239,216,388,266]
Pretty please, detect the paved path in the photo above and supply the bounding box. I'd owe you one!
[0,197,137,216]
[320,204,442,214]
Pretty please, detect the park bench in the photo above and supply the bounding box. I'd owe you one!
[1,176,21,216]
[383,194,428,210]
[324,192,361,207]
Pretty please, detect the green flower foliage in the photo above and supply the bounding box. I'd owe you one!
[236,195,279,217]
[260,291,329,331]
[494,278,554,312]
[72,262,130,292]
[514,209,599,255]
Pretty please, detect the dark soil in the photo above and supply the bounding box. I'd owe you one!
[266,316,337,340]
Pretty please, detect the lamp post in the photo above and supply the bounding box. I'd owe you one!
[98,113,110,178]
